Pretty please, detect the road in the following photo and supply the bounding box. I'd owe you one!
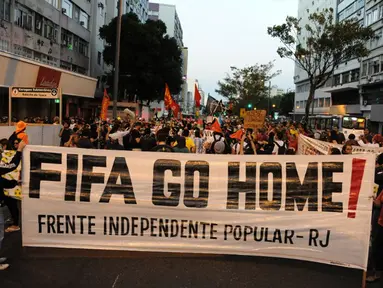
[0,232,381,288]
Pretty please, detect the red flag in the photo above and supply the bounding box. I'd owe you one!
[164,83,173,108]
[170,101,180,118]
[100,89,110,121]
[230,129,244,140]
[211,119,222,134]
[194,84,201,108]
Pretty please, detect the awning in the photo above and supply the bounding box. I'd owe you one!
[0,51,96,98]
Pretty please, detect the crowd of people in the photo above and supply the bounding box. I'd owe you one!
[0,115,382,283]
[53,115,383,158]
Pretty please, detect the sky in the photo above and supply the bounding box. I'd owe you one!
[158,0,299,98]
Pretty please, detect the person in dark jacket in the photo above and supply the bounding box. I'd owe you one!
[0,141,25,270]
[367,153,383,282]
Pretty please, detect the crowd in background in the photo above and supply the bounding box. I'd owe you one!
[52,115,383,156]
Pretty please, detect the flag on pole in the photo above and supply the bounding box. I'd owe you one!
[100,89,110,121]
[164,83,174,108]
[194,84,201,108]
[230,129,244,140]
[211,119,223,134]
[164,83,180,118]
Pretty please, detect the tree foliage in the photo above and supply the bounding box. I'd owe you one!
[266,91,295,116]
[99,13,183,103]
[215,61,281,109]
[267,8,375,120]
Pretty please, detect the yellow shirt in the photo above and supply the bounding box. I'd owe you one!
[185,137,195,151]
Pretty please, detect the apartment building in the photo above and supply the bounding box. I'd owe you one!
[148,2,187,113]
[359,0,383,131]
[294,0,337,117]
[0,0,97,121]
[148,2,183,47]
[295,0,383,131]
[323,0,365,117]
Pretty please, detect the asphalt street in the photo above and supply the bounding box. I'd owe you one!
[0,231,381,288]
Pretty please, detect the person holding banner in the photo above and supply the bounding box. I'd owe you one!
[0,141,26,270]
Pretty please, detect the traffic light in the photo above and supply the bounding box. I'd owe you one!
[247,103,252,109]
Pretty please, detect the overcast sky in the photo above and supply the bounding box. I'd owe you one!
[158,0,298,98]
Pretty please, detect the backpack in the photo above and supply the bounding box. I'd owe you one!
[208,135,230,154]
[274,141,287,155]
[7,131,23,150]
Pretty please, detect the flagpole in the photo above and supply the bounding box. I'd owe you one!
[112,0,123,119]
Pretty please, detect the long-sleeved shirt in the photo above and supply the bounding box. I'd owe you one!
[0,151,21,176]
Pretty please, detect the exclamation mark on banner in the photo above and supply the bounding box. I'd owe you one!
[348,158,366,219]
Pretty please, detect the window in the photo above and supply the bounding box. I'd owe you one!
[79,11,88,29]
[319,98,324,108]
[372,8,379,23]
[62,0,73,18]
[45,0,58,8]
[0,0,10,21]
[374,60,380,74]
[362,62,367,76]
[35,13,43,36]
[60,60,72,71]
[14,5,33,31]
[342,72,350,84]
[61,29,73,49]
[0,39,9,52]
[97,51,101,65]
[44,19,58,42]
[351,69,360,82]
[78,38,88,57]
[334,74,341,86]
[73,35,78,51]
[366,12,372,25]
[73,5,80,22]
[324,98,331,107]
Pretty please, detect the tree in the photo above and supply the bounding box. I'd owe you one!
[99,13,183,103]
[279,91,295,116]
[267,8,375,121]
[215,62,281,110]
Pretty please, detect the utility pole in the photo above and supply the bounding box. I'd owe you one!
[268,81,271,116]
[112,0,124,119]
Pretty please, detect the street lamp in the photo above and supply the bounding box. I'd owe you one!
[272,104,276,108]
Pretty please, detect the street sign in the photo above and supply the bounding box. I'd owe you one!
[10,87,59,99]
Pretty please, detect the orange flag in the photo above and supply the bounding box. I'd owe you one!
[164,83,173,108]
[211,119,223,134]
[100,89,110,121]
[230,129,244,140]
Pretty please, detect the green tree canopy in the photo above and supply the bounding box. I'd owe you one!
[215,61,281,110]
[268,8,375,121]
[99,13,183,103]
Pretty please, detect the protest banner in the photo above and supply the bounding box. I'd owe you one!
[240,108,246,118]
[1,150,22,200]
[244,110,266,131]
[298,134,383,156]
[22,146,374,270]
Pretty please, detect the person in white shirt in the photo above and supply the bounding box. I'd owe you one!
[273,132,287,155]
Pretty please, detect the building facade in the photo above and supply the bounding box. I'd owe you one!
[295,0,383,131]
[294,0,337,116]
[124,0,148,22]
[0,0,98,121]
[148,2,187,112]
[148,2,183,46]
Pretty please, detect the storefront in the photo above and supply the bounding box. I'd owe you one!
[0,51,97,124]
